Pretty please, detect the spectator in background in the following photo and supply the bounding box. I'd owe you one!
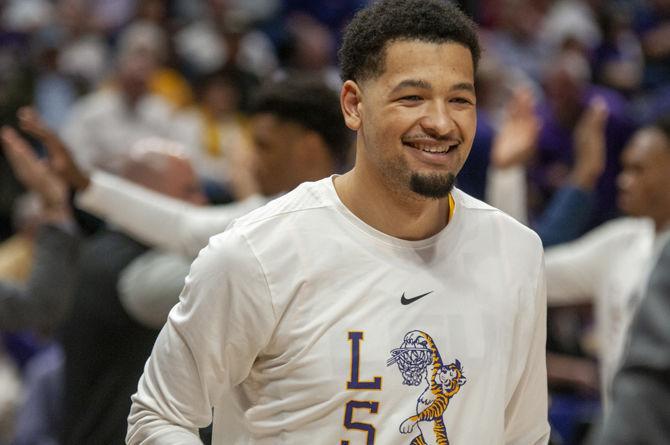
[543,115,670,410]
[58,21,187,174]
[4,125,208,444]
[101,5,195,111]
[487,107,668,441]
[533,49,635,229]
[121,21,194,110]
[488,92,609,246]
[174,68,255,203]
[57,146,206,445]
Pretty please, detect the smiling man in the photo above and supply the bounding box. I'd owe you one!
[127,1,550,444]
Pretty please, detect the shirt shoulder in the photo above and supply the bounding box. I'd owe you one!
[228,180,334,233]
[454,188,542,249]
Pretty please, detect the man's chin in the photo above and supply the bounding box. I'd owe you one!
[617,201,643,218]
[617,196,633,214]
[409,172,456,199]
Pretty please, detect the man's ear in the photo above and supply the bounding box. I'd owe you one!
[341,80,363,131]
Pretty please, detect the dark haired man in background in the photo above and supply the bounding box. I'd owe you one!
[3,77,349,259]
[121,0,550,443]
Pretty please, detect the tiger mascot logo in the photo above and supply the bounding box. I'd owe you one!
[388,330,466,445]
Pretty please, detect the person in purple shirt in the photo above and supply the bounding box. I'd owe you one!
[532,50,636,230]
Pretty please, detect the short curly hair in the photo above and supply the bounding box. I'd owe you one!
[339,0,481,82]
[249,76,351,164]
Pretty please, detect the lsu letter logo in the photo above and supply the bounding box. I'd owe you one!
[387,330,466,445]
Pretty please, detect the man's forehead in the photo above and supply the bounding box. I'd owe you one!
[632,127,669,149]
[371,39,475,83]
[385,39,473,60]
[624,129,670,162]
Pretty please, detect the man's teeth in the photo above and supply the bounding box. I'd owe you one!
[421,146,448,153]
[408,143,457,153]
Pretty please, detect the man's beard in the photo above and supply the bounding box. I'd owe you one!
[409,172,456,199]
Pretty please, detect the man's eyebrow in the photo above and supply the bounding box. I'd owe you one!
[390,79,432,93]
[390,80,476,94]
[450,82,476,94]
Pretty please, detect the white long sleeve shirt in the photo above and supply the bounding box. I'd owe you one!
[118,250,193,329]
[545,217,656,402]
[127,178,549,445]
[76,171,268,257]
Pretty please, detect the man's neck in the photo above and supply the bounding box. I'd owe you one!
[333,168,451,241]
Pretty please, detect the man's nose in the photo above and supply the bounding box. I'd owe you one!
[420,101,455,137]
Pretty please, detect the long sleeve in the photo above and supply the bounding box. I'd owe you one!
[535,185,594,247]
[118,250,192,329]
[0,225,79,332]
[486,166,594,247]
[76,171,267,257]
[126,229,277,444]
[486,166,528,225]
[543,219,642,306]
[598,239,670,444]
[504,255,550,445]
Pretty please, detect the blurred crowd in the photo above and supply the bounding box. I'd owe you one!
[0,0,669,444]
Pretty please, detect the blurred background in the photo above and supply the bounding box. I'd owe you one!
[0,0,669,444]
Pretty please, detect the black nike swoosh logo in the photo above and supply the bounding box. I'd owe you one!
[401,291,434,305]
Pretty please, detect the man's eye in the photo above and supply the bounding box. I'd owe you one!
[451,97,473,105]
[400,95,423,101]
